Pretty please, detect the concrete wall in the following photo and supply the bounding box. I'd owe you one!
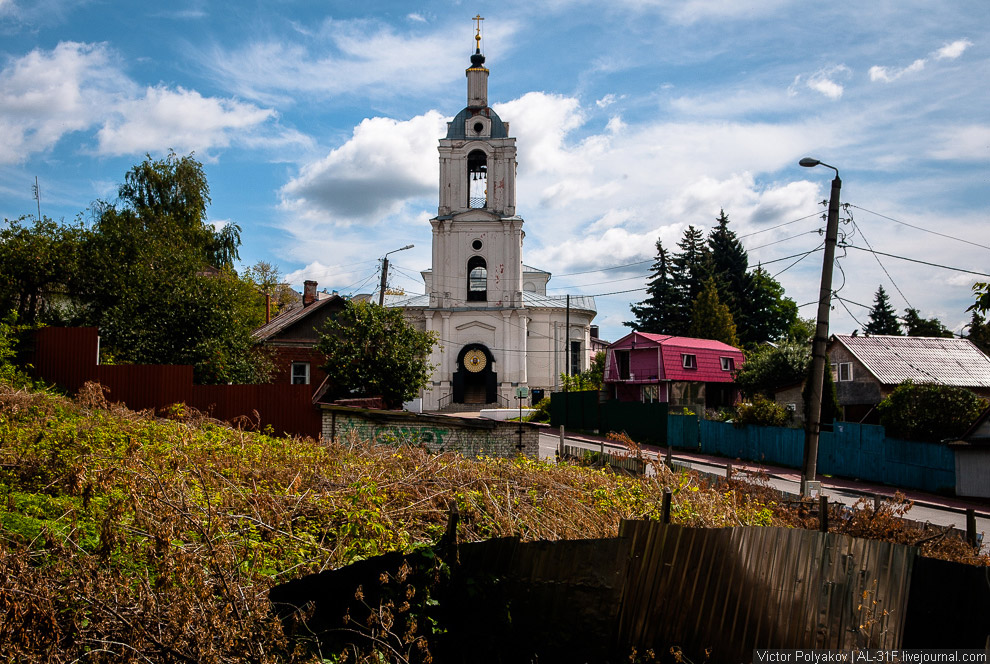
[321,405,539,459]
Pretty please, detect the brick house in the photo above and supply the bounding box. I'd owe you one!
[252,281,346,388]
[604,332,745,411]
[826,334,990,423]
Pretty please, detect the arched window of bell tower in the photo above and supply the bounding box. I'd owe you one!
[467,255,487,301]
[467,149,488,209]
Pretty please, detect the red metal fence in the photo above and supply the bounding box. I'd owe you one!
[30,327,322,439]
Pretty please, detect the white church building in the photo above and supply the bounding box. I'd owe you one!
[392,29,596,411]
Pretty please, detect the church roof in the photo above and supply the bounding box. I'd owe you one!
[446,107,508,139]
[387,291,596,313]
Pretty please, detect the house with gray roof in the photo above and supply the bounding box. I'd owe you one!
[827,334,990,423]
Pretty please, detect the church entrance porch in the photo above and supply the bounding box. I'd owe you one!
[452,343,497,405]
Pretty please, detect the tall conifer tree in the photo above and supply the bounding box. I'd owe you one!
[627,240,677,333]
[707,209,749,329]
[670,225,710,335]
[863,285,901,335]
[688,278,740,347]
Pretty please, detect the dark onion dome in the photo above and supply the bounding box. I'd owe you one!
[446,107,509,139]
[470,50,486,68]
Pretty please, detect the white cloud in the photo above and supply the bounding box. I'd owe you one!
[204,19,502,104]
[928,125,990,161]
[869,59,925,83]
[96,86,275,156]
[0,42,126,163]
[596,93,617,108]
[935,39,972,60]
[278,110,447,224]
[870,40,971,84]
[605,116,626,134]
[0,41,289,164]
[800,65,851,100]
[407,13,427,23]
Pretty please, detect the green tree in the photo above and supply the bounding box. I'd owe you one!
[877,380,987,442]
[733,341,810,398]
[0,216,83,325]
[75,152,269,383]
[744,267,799,346]
[317,301,437,408]
[670,225,711,335]
[626,240,677,333]
[969,282,990,316]
[241,261,301,319]
[902,308,953,338]
[560,350,606,391]
[707,209,749,332]
[688,278,740,347]
[863,285,901,335]
[966,311,990,356]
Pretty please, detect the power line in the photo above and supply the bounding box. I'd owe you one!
[747,230,822,253]
[848,211,913,310]
[847,204,990,251]
[845,245,990,278]
[737,212,822,240]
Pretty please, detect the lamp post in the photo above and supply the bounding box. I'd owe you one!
[799,157,842,498]
[379,244,414,306]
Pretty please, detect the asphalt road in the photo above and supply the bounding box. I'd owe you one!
[539,431,990,551]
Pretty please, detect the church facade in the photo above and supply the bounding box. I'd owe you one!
[392,33,596,411]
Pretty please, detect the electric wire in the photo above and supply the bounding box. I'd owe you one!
[848,209,913,310]
[844,246,990,278]
[737,212,823,240]
[848,204,990,251]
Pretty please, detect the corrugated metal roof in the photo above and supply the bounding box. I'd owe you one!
[611,332,743,353]
[833,334,990,387]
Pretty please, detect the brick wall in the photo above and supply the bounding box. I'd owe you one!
[321,406,539,459]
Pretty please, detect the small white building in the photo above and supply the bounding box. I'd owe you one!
[393,34,595,411]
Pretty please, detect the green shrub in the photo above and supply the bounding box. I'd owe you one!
[526,396,551,423]
[735,395,791,427]
[877,380,987,441]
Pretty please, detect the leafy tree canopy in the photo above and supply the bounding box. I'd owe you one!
[318,301,437,408]
[966,311,990,356]
[877,380,987,442]
[863,285,901,335]
[902,308,953,338]
[0,216,84,325]
[688,277,740,347]
[241,261,301,319]
[744,267,799,346]
[73,153,268,383]
[733,341,810,399]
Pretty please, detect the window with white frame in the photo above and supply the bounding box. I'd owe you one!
[830,363,838,382]
[720,357,735,371]
[838,362,853,382]
[642,385,659,403]
[291,362,310,385]
[681,354,697,369]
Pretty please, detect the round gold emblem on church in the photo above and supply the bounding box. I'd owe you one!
[464,349,487,373]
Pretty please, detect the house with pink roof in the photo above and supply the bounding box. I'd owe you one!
[604,332,745,411]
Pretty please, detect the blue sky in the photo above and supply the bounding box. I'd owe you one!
[1,0,987,344]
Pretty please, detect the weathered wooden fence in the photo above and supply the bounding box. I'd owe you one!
[272,520,989,663]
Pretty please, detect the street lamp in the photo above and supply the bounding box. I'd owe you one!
[379,244,414,306]
[799,157,842,498]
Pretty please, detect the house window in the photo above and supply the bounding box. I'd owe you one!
[838,362,853,382]
[642,385,659,403]
[720,357,735,372]
[467,256,487,301]
[291,362,310,385]
[570,341,582,376]
[617,350,630,380]
[682,354,697,370]
[830,363,838,382]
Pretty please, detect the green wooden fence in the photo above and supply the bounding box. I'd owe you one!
[699,419,955,494]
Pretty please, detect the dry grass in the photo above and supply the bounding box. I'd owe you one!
[0,381,985,662]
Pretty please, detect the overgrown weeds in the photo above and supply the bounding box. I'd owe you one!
[0,380,986,662]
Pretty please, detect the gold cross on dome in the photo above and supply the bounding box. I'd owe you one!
[473,14,484,49]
